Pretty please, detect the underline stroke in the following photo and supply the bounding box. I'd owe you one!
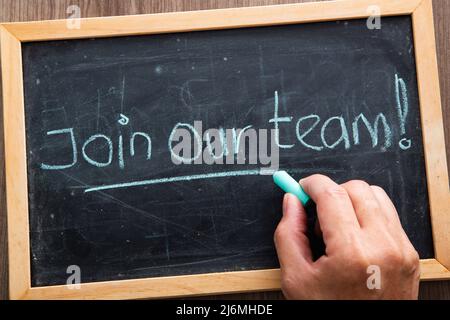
[84,169,273,193]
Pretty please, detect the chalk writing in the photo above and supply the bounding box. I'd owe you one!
[321,116,351,150]
[269,90,294,149]
[85,169,263,193]
[352,113,392,150]
[41,128,77,170]
[395,73,411,150]
[118,113,129,126]
[39,74,412,193]
[296,115,323,151]
[82,134,113,168]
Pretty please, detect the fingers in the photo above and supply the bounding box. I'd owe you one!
[370,185,401,226]
[274,193,313,272]
[300,175,359,246]
[341,181,414,255]
[341,180,383,228]
[371,185,420,272]
[370,185,410,242]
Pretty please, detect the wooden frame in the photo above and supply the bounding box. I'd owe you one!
[1,0,449,299]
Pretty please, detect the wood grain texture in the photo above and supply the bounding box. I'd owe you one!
[413,0,450,270]
[0,0,448,300]
[1,0,422,41]
[0,25,31,300]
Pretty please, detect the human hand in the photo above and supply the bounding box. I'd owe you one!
[274,174,420,299]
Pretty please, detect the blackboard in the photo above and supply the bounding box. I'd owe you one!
[22,16,433,287]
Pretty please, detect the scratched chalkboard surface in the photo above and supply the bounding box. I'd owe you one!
[23,16,433,287]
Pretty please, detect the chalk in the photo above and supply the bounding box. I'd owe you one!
[272,170,310,206]
[273,170,325,260]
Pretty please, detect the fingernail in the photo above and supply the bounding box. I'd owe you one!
[283,193,291,215]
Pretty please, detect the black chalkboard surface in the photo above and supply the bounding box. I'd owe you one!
[22,16,433,287]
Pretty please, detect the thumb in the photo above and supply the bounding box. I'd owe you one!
[274,193,313,272]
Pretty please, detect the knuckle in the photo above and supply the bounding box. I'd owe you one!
[370,185,386,194]
[365,198,380,210]
[308,173,329,181]
[281,274,299,296]
[345,180,369,191]
[371,185,391,203]
[322,185,348,199]
[404,249,420,272]
[273,223,287,244]
[303,174,330,186]
[382,246,404,265]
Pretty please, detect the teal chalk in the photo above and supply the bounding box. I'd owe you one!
[273,170,311,206]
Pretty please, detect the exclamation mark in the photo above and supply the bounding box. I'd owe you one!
[395,74,412,150]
